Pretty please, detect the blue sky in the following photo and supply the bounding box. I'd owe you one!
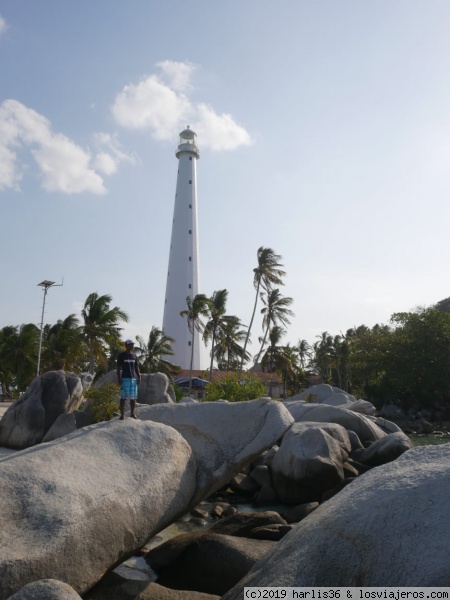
[1,1,450,362]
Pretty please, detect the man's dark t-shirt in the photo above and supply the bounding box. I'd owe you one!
[117,351,139,379]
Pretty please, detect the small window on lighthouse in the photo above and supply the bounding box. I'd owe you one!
[189,204,192,208]
[189,257,192,261]
[188,341,192,346]
[189,157,192,161]
[188,284,192,289]
[189,230,192,234]
[189,180,192,184]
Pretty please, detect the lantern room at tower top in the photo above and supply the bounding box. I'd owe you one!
[176,126,200,159]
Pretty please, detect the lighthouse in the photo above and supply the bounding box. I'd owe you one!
[162,127,202,370]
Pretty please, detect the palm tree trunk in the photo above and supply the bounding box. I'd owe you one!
[89,343,95,375]
[239,279,260,374]
[336,358,342,388]
[255,323,269,365]
[188,329,195,396]
[209,327,216,382]
[0,379,11,398]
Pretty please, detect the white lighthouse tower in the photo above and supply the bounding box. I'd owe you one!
[163,127,201,370]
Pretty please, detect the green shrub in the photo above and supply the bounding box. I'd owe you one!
[172,382,185,403]
[206,373,266,402]
[84,383,120,423]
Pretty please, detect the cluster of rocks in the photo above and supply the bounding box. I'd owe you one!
[95,370,176,405]
[220,384,413,509]
[0,373,293,598]
[0,370,175,451]
[0,373,448,597]
[223,443,450,596]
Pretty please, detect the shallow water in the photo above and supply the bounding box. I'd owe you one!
[411,434,450,446]
[114,497,289,581]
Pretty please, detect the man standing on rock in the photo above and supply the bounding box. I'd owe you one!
[117,339,141,420]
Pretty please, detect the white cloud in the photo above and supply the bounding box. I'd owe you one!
[93,132,137,175]
[0,144,21,190]
[0,15,7,37]
[192,103,252,151]
[93,152,118,176]
[32,133,105,194]
[112,75,191,139]
[156,60,196,92]
[0,104,22,189]
[0,99,123,194]
[112,61,252,152]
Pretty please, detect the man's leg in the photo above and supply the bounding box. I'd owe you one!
[130,400,138,419]
[119,399,125,420]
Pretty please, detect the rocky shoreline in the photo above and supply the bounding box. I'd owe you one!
[0,373,448,598]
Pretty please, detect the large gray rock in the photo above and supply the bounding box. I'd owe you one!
[285,402,386,445]
[0,420,196,599]
[286,385,376,416]
[42,413,77,442]
[86,570,218,600]
[271,422,351,504]
[95,371,175,405]
[136,583,220,599]
[79,373,94,392]
[289,384,335,403]
[347,399,376,416]
[209,511,288,538]
[356,431,413,466]
[372,416,403,434]
[7,579,82,599]
[138,372,175,405]
[0,398,292,598]
[146,532,275,596]
[93,369,120,389]
[0,371,84,449]
[223,444,450,594]
[137,398,294,505]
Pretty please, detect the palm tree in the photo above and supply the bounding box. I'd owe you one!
[135,326,180,377]
[0,325,13,398]
[283,342,304,395]
[213,315,250,371]
[239,247,286,373]
[203,289,228,381]
[81,292,129,374]
[261,325,294,397]
[94,338,126,382]
[255,288,294,364]
[41,314,85,372]
[180,294,211,395]
[0,324,40,391]
[297,339,312,370]
[312,331,334,382]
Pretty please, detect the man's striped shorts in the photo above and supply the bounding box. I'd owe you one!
[120,378,138,400]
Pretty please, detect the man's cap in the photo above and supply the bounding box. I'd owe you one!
[125,339,134,345]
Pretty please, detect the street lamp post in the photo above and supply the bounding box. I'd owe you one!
[36,280,62,376]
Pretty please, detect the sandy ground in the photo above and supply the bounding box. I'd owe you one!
[0,402,12,418]
[0,403,18,457]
